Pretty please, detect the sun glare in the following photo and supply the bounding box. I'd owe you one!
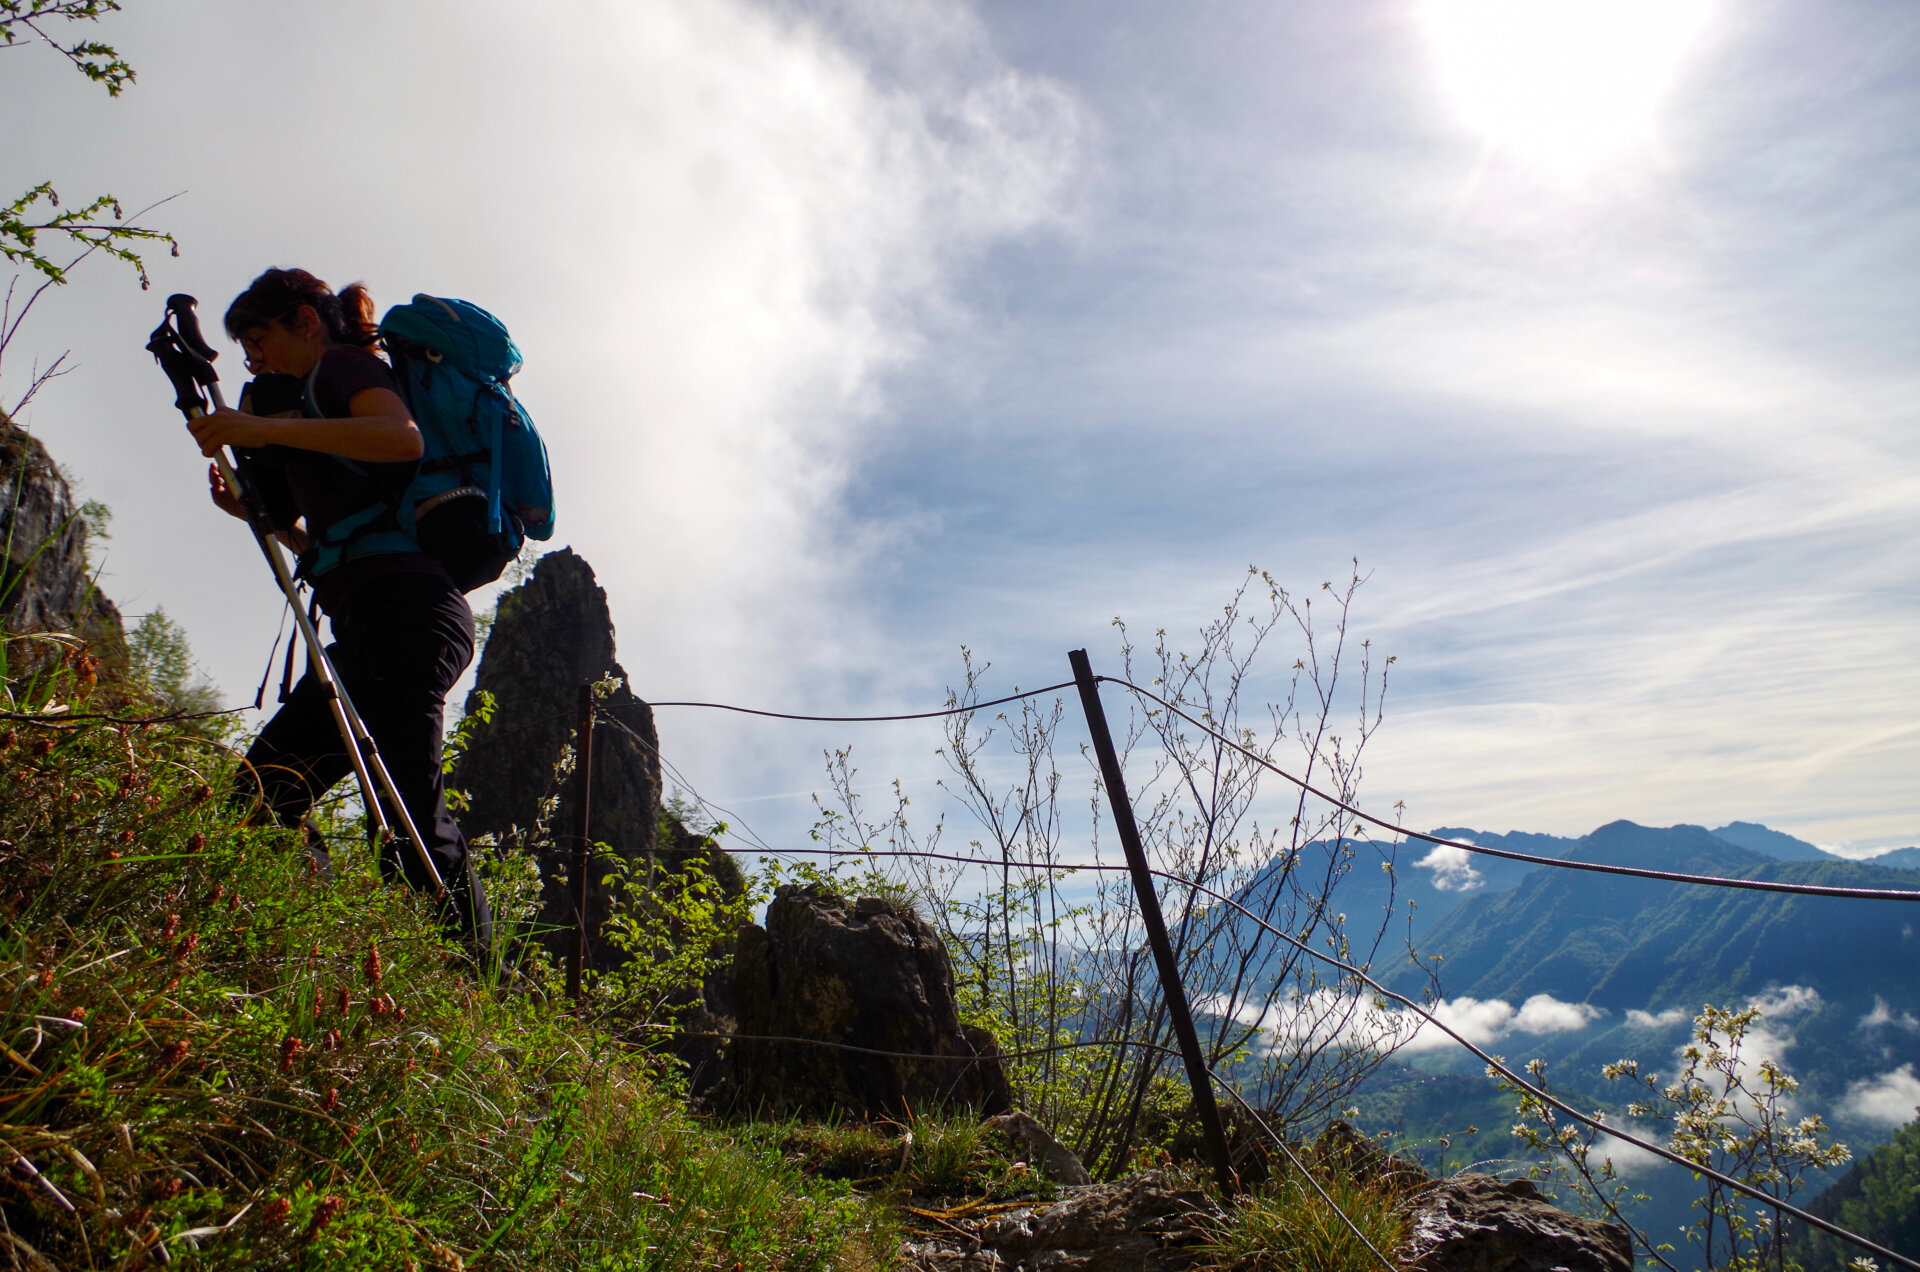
[1420,0,1716,171]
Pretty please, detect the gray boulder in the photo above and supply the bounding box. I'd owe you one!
[727,886,1011,1119]
[897,1171,1222,1272]
[452,547,742,971]
[1404,1174,1634,1272]
[1,422,122,649]
[986,1109,1092,1186]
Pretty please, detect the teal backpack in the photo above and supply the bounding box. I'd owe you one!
[306,295,556,591]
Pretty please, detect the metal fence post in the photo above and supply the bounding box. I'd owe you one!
[566,682,596,1003]
[1069,648,1237,1195]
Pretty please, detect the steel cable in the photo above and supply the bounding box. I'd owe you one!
[646,681,1078,724]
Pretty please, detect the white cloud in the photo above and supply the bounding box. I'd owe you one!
[1414,843,1486,892]
[1229,990,1604,1059]
[1592,1124,1669,1181]
[1512,993,1607,1035]
[1860,997,1920,1033]
[1751,985,1821,1019]
[1626,1007,1689,1029]
[1843,1065,1920,1130]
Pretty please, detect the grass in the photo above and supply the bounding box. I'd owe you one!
[0,641,893,1270]
[1197,1128,1425,1272]
[740,1115,1057,1204]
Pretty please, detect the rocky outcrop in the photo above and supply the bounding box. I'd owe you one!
[897,1171,1223,1272]
[985,1109,1092,1185]
[1,422,121,649]
[1404,1174,1634,1272]
[451,547,742,972]
[726,886,1011,1119]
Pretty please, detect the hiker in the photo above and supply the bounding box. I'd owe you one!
[188,267,493,956]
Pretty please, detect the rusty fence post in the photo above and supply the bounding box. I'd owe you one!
[566,681,596,1003]
[1069,648,1237,1195]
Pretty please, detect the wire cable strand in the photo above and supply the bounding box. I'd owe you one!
[646,680,1078,724]
[1102,676,1920,904]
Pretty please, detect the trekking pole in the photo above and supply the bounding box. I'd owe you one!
[147,294,447,895]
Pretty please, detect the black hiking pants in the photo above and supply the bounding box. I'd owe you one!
[237,570,493,956]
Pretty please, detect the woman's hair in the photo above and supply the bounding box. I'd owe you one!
[224,267,378,348]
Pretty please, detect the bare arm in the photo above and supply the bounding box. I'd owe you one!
[187,386,424,463]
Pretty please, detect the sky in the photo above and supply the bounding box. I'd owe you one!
[6,0,1918,858]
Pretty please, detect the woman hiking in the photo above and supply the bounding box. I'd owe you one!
[188,267,493,958]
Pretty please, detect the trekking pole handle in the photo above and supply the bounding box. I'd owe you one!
[148,294,226,417]
[166,293,220,363]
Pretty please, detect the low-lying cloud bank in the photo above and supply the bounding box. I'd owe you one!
[1204,989,1604,1058]
[1844,1065,1920,1130]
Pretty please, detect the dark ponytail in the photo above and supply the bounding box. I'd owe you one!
[224,267,380,349]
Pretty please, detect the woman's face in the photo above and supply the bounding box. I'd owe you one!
[237,306,327,377]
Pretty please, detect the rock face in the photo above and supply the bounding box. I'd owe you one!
[451,548,741,970]
[985,1109,1092,1186]
[1,422,122,647]
[1405,1174,1635,1272]
[897,1171,1223,1272]
[727,886,1011,1119]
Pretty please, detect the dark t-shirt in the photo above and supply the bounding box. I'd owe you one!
[235,345,448,614]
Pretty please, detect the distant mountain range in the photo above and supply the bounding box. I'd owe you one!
[1710,820,1920,870]
[1224,819,1920,1271]
[1223,817,1920,1151]
[1379,820,1920,1012]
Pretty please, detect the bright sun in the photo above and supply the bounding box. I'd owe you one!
[1419,0,1716,171]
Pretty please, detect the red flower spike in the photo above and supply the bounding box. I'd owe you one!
[344,1123,359,1141]
[363,942,382,984]
[175,933,199,959]
[325,1029,341,1052]
[228,892,240,912]
[118,828,135,845]
[191,783,212,803]
[336,986,351,1015]
[278,1036,301,1072]
[0,730,15,750]
[263,1196,291,1226]
[162,914,179,941]
[307,1195,344,1235]
[321,1087,339,1112]
[156,1039,189,1070]
[32,736,54,757]
[187,832,206,853]
[37,966,54,989]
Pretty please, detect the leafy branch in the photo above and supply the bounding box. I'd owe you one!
[0,1,134,95]
[3,2,176,288]
[2,183,176,289]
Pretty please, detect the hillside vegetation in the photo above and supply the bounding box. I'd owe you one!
[0,682,899,1269]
